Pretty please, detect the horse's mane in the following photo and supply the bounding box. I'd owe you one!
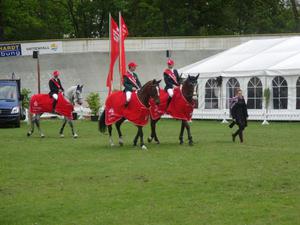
[140,80,153,91]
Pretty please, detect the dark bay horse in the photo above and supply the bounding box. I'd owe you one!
[148,74,199,146]
[99,79,161,149]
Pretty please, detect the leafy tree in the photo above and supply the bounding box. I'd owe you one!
[0,0,297,41]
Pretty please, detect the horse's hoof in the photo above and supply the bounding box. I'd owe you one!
[40,134,45,138]
[189,141,194,146]
[27,132,31,137]
[73,134,78,139]
[155,139,160,144]
[179,141,184,145]
[60,134,64,138]
[110,142,115,147]
[141,145,148,150]
[147,137,153,143]
[119,142,123,146]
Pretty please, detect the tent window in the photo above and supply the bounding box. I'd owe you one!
[297,77,300,109]
[226,78,240,108]
[205,78,218,109]
[247,77,263,109]
[272,76,288,109]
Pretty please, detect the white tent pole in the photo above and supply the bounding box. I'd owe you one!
[262,75,269,125]
[221,78,228,123]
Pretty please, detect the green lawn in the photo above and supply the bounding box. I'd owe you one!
[0,119,299,225]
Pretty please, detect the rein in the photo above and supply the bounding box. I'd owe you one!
[137,82,151,108]
[137,81,158,108]
[181,80,195,104]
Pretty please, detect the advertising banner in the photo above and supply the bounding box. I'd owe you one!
[21,41,63,56]
[0,44,22,57]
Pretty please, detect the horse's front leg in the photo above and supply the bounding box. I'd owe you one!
[35,114,45,138]
[179,120,185,144]
[185,121,193,146]
[133,128,139,147]
[115,118,125,146]
[27,115,35,137]
[148,118,160,144]
[67,118,78,138]
[59,117,67,137]
[108,125,114,146]
[138,126,147,150]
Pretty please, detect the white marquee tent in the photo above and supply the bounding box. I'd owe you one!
[179,37,300,121]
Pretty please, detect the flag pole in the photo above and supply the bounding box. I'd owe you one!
[119,11,122,90]
[108,13,113,93]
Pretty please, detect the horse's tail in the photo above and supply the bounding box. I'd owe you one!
[99,109,107,133]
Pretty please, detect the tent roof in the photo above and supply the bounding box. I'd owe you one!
[179,36,300,78]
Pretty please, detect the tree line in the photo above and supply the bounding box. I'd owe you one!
[0,0,300,41]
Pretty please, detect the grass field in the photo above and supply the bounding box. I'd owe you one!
[0,119,300,225]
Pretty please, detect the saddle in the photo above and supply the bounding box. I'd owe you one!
[105,91,149,126]
[30,93,74,119]
[149,87,195,121]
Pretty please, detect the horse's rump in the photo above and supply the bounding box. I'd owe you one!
[30,93,74,119]
[105,91,126,125]
[149,89,169,120]
[105,91,149,126]
[167,87,195,121]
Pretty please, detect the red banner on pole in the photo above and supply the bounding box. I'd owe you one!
[119,14,129,85]
[106,16,120,95]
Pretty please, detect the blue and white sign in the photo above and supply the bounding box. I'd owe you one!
[0,44,22,57]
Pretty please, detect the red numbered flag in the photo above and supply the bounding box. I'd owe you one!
[119,15,129,80]
[106,16,120,95]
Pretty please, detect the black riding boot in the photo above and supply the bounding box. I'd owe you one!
[166,96,172,108]
[52,100,57,113]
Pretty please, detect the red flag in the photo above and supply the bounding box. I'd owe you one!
[106,16,120,95]
[119,15,129,81]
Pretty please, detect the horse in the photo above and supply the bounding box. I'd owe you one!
[99,79,161,150]
[27,85,83,138]
[148,74,199,146]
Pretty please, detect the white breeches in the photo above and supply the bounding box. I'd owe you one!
[167,88,174,97]
[52,93,58,100]
[126,91,132,102]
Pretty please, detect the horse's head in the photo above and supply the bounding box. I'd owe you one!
[74,85,83,105]
[138,79,161,106]
[182,74,199,102]
[149,79,161,105]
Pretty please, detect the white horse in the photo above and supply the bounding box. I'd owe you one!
[27,85,83,138]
